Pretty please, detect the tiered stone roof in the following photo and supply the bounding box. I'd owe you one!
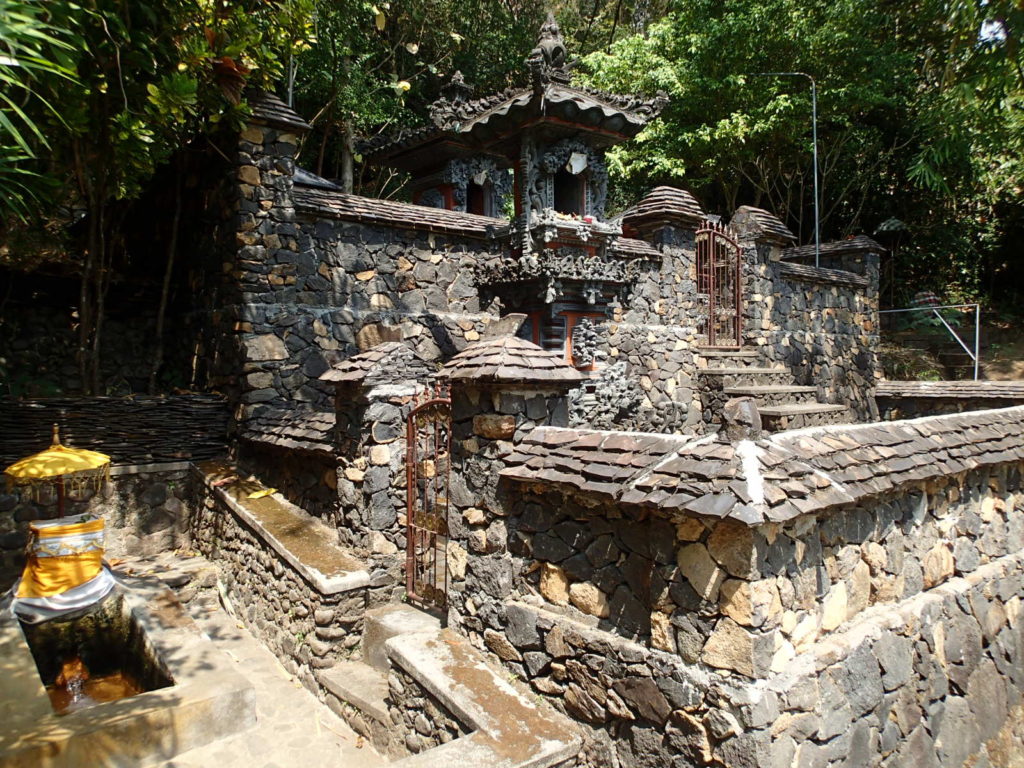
[730,205,796,244]
[293,185,503,238]
[621,187,706,232]
[501,406,1024,524]
[248,91,311,132]
[438,336,583,385]
[241,407,335,453]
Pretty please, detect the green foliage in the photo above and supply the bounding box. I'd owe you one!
[291,0,545,193]
[578,0,1024,305]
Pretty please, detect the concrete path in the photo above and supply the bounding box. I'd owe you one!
[157,580,387,768]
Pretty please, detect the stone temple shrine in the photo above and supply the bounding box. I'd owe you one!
[4,14,1024,768]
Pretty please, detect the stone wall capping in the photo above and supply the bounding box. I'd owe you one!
[293,185,505,239]
[385,624,582,768]
[194,460,369,595]
[730,205,796,245]
[877,380,1024,399]
[438,336,583,386]
[777,261,869,289]
[782,234,886,262]
[501,405,1024,524]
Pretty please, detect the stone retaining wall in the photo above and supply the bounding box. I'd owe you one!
[386,666,469,757]
[189,468,368,694]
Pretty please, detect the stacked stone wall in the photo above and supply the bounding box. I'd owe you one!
[0,465,193,579]
[238,443,337,524]
[229,124,500,412]
[386,667,469,757]
[878,395,1024,421]
[448,434,1024,767]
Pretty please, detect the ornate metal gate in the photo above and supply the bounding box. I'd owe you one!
[405,382,452,610]
[696,220,743,348]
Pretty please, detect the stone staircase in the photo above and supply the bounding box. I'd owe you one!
[697,348,850,433]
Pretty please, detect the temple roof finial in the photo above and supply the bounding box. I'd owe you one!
[527,12,573,89]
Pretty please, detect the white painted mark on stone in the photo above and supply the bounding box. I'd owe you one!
[736,439,765,505]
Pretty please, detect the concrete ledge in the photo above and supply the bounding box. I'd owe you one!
[193,460,369,595]
[386,627,581,768]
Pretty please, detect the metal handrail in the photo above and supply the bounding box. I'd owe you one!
[878,303,980,380]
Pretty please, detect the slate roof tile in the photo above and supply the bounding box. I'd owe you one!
[240,407,334,454]
[438,336,583,385]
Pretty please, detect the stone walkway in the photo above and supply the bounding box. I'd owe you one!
[152,565,386,768]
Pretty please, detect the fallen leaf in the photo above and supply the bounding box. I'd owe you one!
[247,488,277,499]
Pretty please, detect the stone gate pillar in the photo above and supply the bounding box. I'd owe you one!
[436,335,582,633]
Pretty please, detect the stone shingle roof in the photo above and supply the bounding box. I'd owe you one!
[438,336,583,385]
[621,187,706,231]
[782,234,886,261]
[778,261,869,288]
[241,408,335,453]
[730,205,796,244]
[248,91,311,132]
[876,381,1024,399]
[613,237,660,258]
[293,186,504,239]
[320,341,432,386]
[500,406,1024,525]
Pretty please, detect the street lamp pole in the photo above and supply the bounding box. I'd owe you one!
[751,72,819,267]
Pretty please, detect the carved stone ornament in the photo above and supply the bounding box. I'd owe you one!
[418,188,445,209]
[475,246,649,287]
[446,156,513,213]
[571,318,607,368]
[526,13,573,89]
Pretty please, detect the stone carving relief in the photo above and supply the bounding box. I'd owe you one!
[568,362,641,429]
[475,247,648,287]
[526,13,573,88]
[571,318,607,368]
[418,188,445,209]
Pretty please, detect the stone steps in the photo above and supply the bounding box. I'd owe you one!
[362,603,441,672]
[701,367,794,387]
[723,384,819,407]
[699,349,854,433]
[696,349,765,368]
[759,403,851,432]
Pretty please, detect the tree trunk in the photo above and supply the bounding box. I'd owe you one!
[149,161,183,393]
[340,119,354,193]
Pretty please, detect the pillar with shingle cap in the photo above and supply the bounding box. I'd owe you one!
[318,341,433,573]
[436,334,582,627]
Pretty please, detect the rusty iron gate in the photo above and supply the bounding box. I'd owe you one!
[696,220,743,348]
[405,381,452,610]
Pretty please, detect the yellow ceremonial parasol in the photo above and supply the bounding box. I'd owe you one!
[4,424,111,516]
